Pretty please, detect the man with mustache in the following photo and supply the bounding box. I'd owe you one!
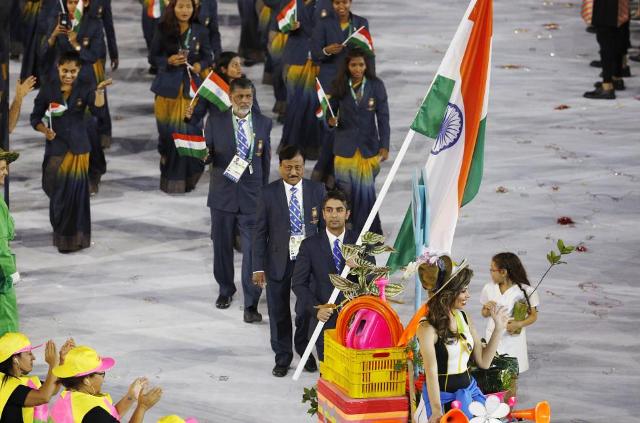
[205,77,272,321]
[252,145,325,377]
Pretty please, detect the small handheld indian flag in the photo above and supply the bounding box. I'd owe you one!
[147,0,165,19]
[71,1,83,31]
[173,133,207,160]
[345,27,374,56]
[277,0,297,33]
[315,78,334,119]
[43,102,67,129]
[196,71,232,111]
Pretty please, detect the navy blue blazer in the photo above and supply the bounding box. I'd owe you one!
[281,0,316,66]
[150,23,213,98]
[252,178,326,280]
[329,78,390,158]
[206,110,272,213]
[310,13,369,87]
[30,76,103,156]
[197,0,222,58]
[88,0,118,61]
[292,229,357,317]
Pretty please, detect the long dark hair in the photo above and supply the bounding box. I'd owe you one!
[426,267,473,343]
[159,0,197,39]
[331,48,376,100]
[0,356,16,388]
[492,252,532,309]
[214,51,240,83]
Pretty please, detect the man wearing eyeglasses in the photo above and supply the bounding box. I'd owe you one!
[292,189,356,361]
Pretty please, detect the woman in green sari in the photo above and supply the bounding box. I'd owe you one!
[0,148,20,335]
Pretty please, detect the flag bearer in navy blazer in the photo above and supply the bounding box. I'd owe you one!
[252,146,326,377]
[292,190,356,360]
[206,77,272,321]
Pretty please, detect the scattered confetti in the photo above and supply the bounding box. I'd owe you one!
[544,23,560,30]
[557,216,575,225]
[496,186,508,193]
[513,28,529,34]
[555,104,570,110]
[576,244,588,252]
[499,64,524,69]
[552,185,559,191]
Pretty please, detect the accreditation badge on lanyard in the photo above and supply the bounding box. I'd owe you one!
[289,234,305,261]
[223,155,250,183]
[224,114,254,183]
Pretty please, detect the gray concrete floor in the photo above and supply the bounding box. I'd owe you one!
[7,0,640,421]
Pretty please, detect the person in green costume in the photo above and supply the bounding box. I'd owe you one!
[0,148,20,336]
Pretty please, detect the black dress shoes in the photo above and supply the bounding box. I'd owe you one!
[215,295,232,309]
[243,307,263,323]
[272,364,288,377]
[303,355,318,373]
[583,86,615,100]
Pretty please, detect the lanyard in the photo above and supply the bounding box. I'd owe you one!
[349,77,366,102]
[181,27,192,49]
[232,112,255,161]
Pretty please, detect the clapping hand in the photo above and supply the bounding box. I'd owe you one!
[127,377,149,400]
[59,338,76,364]
[490,304,510,330]
[138,386,163,410]
[44,340,59,367]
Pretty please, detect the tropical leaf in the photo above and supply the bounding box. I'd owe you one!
[329,274,356,292]
[384,283,404,298]
[362,231,385,245]
[342,243,365,260]
[354,256,376,269]
[370,245,396,255]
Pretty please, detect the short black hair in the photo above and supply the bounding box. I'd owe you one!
[279,145,305,163]
[322,189,350,210]
[58,51,82,67]
[229,77,254,93]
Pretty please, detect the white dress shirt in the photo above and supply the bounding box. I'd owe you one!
[283,179,304,218]
[326,228,346,251]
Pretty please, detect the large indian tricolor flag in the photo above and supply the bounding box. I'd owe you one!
[388,0,492,268]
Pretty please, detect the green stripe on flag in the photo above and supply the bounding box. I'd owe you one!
[200,89,229,112]
[176,147,207,160]
[461,117,486,206]
[386,207,417,274]
[410,75,456,138]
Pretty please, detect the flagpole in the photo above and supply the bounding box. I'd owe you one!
[292,128,418,381]
[341,26,364,46]
[48,104,52,131]
[58,0,65,12]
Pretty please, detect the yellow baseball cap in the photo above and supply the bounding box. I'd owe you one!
[52,346,115,378]
[0,333,43,362]
[158,416,198,423]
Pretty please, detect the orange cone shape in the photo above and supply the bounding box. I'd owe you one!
[439,408,469,423]
[510,401,551,423]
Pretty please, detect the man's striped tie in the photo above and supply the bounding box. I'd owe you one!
[289,186,303,236]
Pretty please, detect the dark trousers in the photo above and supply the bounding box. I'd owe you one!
[211,208,262,308]
[266,260,311,367]
[141,8,159,64]
[596,25,625,82]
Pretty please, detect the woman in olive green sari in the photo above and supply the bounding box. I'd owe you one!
[0,148,20,335]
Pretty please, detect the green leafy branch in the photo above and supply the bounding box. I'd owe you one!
[301,386,318,416]
[532,239,574,295]
[328,232,404,301]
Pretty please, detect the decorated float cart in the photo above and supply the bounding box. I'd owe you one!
[312,233,551,423]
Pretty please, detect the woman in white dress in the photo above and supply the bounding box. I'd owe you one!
[480,252,539,378]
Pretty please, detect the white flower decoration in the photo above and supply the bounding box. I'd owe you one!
[469,395,510,423]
